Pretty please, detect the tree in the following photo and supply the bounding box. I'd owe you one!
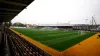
[13,22,25,27]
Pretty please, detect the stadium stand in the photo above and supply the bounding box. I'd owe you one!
[0,0,51,56]
[7,28,51,56]
[0,27,51,56]
[73,24,100,31]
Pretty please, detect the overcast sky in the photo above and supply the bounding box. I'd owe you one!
[11,0,100,24]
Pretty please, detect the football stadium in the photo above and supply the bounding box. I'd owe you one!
[0,0,100,56]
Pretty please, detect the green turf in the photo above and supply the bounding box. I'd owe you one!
[12,28,96,51]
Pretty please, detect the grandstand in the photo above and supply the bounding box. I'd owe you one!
[36,23,73,30]
[0,0,50,56]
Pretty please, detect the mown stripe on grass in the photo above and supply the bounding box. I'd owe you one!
[12,28,95,51]
[41,33,80,45]
[40,32,79,44]
[12,28,78,41]
[49,32,96,51]
[35,32,79,41]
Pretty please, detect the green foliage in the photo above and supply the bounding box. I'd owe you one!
[13,22,25,27]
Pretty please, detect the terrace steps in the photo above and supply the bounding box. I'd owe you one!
[0,28,51,56]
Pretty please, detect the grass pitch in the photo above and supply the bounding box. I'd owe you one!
[12,28,96,51]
